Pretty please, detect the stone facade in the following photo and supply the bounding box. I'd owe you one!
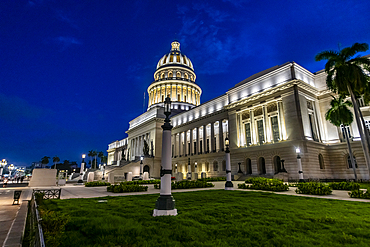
[106,42,370,181]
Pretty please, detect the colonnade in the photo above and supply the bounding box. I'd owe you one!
[148,84,200,106]
[171,120,229,158]
[237,101,287,147]
[130,133,151,160]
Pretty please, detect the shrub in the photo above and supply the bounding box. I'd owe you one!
[107,184,148,193]
[85,181,111,187]
[295,182,332,195]
[198,177,226,182]
[40,210,70,247]
[241,177,289,192]
[155,180,215,189]
[329,182,360,190]
[119,180,160,185]
[348,189,370,199]
[172,180,214,189]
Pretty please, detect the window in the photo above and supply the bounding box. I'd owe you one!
[222,160,226,171]
[246,158,252,174]
[188,143,190,155]
[309,114,319,141]
[213,161,218,171]
[206,139,210,153]
[193,142,197,154]
[318,154,325,169]
[178,94,180,101]
[273,156,281,174]
[199,140,203,154]
[271,116,280,142]
[258,157,266,175]
[245,123,251,146]
[341,125,352,139]
[257,120,265,144]
[348,155,358,168]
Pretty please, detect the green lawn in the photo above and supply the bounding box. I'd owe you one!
[40,190,370,247]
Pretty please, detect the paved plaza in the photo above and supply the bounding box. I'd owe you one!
[1,181,369,246]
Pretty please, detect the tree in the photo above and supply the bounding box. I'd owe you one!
[88,150,97,169]
[143,140,149,156]
[52,156,60,169]
[41,156,50,168]
[326,95,357,180]
[316,42,370,172]
[98,151,104,164]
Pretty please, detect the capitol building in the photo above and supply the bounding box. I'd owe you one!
[105,41,370,181]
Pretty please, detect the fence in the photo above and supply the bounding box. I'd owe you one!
[26,195,45,247]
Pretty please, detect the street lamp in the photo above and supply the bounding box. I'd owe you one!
[140,156,143,179]
[102,164,106,180]
[296,148,304,182]
[0,159,7,176]
[224,137,233,190]
[153,96,177,216]
[187,158,191,180]
[78,154,86,184]
[9,164,15,177]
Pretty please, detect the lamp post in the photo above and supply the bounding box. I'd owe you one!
[175,163,178,173]
[9,164,14,177]
[102,164,106,180]
[0,159,7,176]
[224,137,233,190]
[187,158,191,180]
[296,148,304,182]
[140,156,143,179]
[153,96,177,216]
[78,154,86,184]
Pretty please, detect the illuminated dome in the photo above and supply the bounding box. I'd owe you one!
[156,41,194,70]
[147,41,202,111]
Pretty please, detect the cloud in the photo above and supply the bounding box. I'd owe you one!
[0,93,46,123]
[53,36,82,50]
[55,9,79,29]
[177,3,245,74]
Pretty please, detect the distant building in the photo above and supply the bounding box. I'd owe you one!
[106,41,370,181]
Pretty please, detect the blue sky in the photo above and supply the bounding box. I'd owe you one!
[1,0,370,167]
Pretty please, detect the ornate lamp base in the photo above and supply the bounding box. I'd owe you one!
[225,181,234,190]
[153,195,177,216]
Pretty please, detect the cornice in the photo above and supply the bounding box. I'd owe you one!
[225,80,319,110]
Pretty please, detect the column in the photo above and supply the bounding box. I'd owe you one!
[189,128,193,155]
[219,120,224,151]
[184,130,188,156]
[198,127,202,154]
[179,133,182,156]
[263,105,272,142]
[236,113,241,147]
[250,109,255,144]
[278,101,287,140]
[203,125,207,153]
[194,127,198,154]
[210,122,215,152]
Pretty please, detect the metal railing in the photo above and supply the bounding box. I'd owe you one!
[27,195,45,247]
[32,189,61,199]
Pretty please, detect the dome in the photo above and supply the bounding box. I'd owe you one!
[156,41,194,70]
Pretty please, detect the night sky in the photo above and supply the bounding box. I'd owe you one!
[1,0,370,167]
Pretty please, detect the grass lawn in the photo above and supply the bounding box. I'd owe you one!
[40,190,370,247]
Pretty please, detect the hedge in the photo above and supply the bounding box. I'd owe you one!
[107,184,148,193]
[295,182,332,195]
[240,177,289,192]
[85,181,111,187]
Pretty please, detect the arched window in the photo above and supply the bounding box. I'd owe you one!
[176,72,181,78]
[318,154,325,169]
[222,160,226,171]
[161,73,165,79]
[185,73,189,80]
[246,158,252,174]
[168,71,173,78]
[258,157,266,175]
[273,156,281,174]
[213,161,218,171]
[347,155,358,168]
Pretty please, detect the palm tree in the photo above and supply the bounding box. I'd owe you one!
[326,96,357,180]
[52,156,60,169]
[88,150,94,169]
[316,42,370,171]
[98,151,104,164]
[41,156,50,168]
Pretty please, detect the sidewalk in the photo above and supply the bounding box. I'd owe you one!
[0,187,31,247]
